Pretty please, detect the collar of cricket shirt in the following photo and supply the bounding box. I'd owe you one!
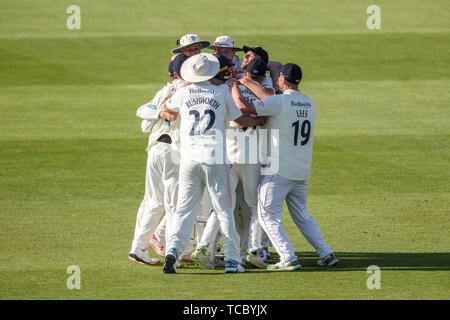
[284,89,301,95]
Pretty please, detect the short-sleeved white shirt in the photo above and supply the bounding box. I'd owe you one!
[254,89,316,181]
[139,79,186,150]
[166,81,243,165]
[136,79,186,121]
[226,78,273,164]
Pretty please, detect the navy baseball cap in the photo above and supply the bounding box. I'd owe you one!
[246,58,267,77]
[168,60,175,77]
[280,63,302,84]
[214,53,235,71]
[242,46,269,64]
[172,54,189,78]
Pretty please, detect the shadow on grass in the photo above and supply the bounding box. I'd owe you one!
[276,251,450,272]
[165,252,450,274]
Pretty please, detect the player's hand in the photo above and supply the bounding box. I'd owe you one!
[230,66,237,79]
[272,83,282,94]
[159,111,178,122]
[273,84,283,95]
[225,78,236,88]
[237,77,246,85]
[260,116,268,126]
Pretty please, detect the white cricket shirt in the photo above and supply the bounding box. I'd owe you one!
[233,55,245,79]
[137,79,186,150]
[166,81,243,165]
[226,78,273,164]
[254,89,316,181]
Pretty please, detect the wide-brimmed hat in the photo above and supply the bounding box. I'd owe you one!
[208,35,243,51]
[180,53,220,83]
[171,34,210,54]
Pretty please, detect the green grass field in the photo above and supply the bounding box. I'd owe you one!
[0,0,449,300]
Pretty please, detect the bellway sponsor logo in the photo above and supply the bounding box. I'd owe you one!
[189,88,215,94]
[291,101,311,107]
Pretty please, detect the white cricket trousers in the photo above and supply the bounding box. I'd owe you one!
[167,158,242,264]
[198,164,264,256]
[258,174,332,263]
[131,142,179,251]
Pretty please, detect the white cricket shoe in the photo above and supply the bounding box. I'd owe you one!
[260,247,270,261]
[191,248,210,269]
[224,260,245,273]
[128,247,160,265]
[205,256,226,270]
[267,259,302,271]
[317,253,339,267]
[246,250,267,269]
[149,235,165,257]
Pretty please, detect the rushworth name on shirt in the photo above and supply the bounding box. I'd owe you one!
[185,96,220,109]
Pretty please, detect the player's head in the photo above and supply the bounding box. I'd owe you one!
[180,53,220,83]
[172,54,189,79]
[245,58,267,83]
[208,35,243,61]
[171,34,210,57]
[241,46,269,70]
[278,63,302,90]
[168,60,175,80]
[213,54,235,81]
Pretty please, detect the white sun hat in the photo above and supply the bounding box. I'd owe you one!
[208,35,243,51]
[171,34,210,54]
[180,53,220,83]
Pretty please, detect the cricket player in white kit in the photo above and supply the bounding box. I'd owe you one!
[128,58,186,265]
[162,53,263,273]
[232,63,339,270]
[193,58,275,269]
[150,34,212,258]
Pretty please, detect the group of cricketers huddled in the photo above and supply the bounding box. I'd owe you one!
[128,34,339,273]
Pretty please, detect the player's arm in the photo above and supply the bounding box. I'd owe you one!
[233,114,264,128]
[158,109,178,122]
[136,87,165,120]
[164,87,183,113]
[230,80,257,115]
[158,81,192,121]
[158,101,179,122]
[267,60,283,94]
[141,119,156,133]
[225,85,264,127]
[136,100,160,121]
[237,77,275,99]
[253,94,282,117]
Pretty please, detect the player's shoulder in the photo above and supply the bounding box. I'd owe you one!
[213,83,231,95]
[261,76,273,88]
[216,82,230,89]
[173,79,187,90]
[171,82,190,97]
[298,91,315,105]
